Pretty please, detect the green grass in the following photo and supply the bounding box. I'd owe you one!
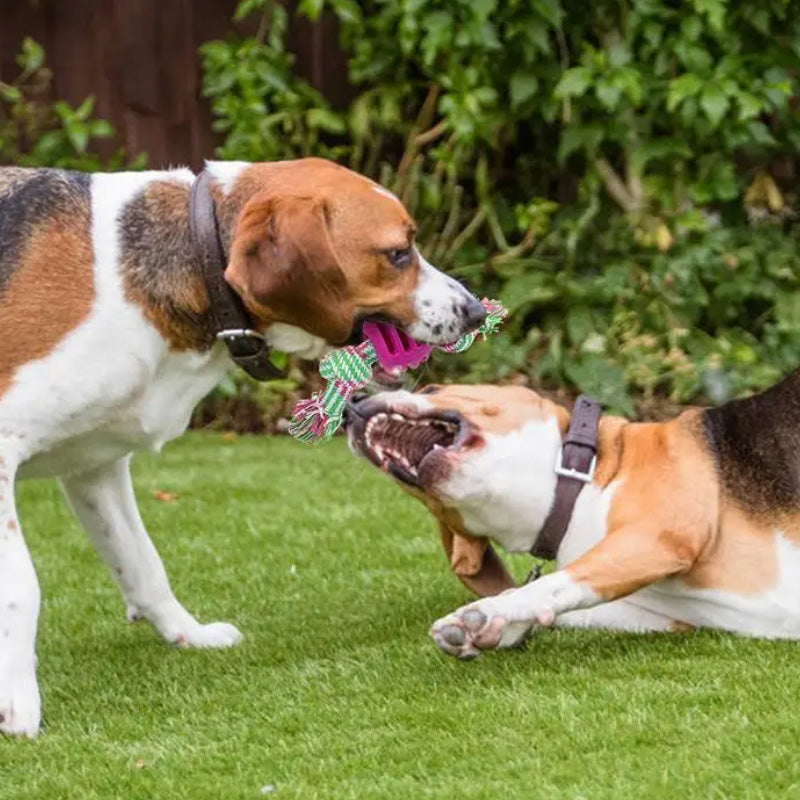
[3,433,800,799]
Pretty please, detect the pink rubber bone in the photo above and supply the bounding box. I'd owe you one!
[362,321,433,371]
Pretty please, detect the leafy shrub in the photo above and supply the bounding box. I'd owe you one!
[202,0,800,415]
[0,38,143,170]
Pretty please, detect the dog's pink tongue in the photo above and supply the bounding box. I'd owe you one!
[362,321,433,371]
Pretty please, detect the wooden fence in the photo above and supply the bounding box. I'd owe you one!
[0,0,347,169]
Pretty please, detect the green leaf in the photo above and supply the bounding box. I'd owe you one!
[666,73,703,111]
[472,0,497,18]
[566,305,594,346]
[297,0,324,20]
[596,81,621,110]
[500,272,560,315]
[532,0,564,28]
[563,356,634,416]
[17,37,44,75]
[331,0,362,24]
[736,92,763,121]
[234,0,268,22]
[306,107,346,133]
[693,0,726,32]
[65,122,89,154]
[557,125,603,162]
[74,95,96,121]
[680,15,703,41]
[554,66,592,99]
[0,85,22,102]
[699,84,730,126]
[509,72,539,108]
[89,119,115,138]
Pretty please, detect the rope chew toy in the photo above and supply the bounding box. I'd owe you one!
[288,298,507,442]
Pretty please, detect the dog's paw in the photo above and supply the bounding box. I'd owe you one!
[135,599,244,649]
[171,621,244,649]
[430,601,553,660]
[0,671,41,738]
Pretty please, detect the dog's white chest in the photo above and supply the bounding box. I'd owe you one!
[17,346,228,480]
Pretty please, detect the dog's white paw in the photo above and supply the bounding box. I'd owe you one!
[0,670,41,738]
[430,600,551,660]
[131,599,243,649]
[172,621,244,649]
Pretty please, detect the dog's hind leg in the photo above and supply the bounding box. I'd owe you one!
[0,447,41,737]
[60,456,242,648]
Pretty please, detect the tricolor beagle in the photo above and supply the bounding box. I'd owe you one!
[0,158,485,736]
[346,377,800,658]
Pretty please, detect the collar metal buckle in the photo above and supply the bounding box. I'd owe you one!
[216,328,268,360]
[554,449,596,483]
[216,328,264,343]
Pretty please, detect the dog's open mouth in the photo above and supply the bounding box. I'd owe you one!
[348,405,470,487]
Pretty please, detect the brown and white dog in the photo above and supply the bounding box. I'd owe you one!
[346,378,800,659]
[0,158,486,736]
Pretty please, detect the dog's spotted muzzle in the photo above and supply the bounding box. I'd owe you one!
[344,395,471,488]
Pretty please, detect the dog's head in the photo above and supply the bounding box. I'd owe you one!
[216,158,485,353]
[345,384,571,595]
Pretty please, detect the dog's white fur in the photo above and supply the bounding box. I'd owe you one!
[0,164,474,737]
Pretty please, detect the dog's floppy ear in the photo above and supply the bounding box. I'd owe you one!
[438,521,516,597]
[225,194,352,343]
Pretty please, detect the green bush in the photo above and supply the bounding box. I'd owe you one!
[0,38,143,170]
[202,0,800,415]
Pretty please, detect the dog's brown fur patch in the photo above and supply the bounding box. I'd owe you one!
[420,384,570,438]
[568,412,718,599]
[0,211,94,397]
[119,180,213,351]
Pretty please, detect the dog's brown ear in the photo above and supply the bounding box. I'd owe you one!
[438,521,516,597]
[225,194,352,343]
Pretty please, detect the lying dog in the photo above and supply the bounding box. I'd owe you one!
[346,379,800,658]
[0,158,485,736]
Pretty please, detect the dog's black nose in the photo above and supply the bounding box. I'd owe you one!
[462,296,487,330]
[343,392,369,430]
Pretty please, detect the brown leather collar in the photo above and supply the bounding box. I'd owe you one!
[530,395,601,561]
[188,169,284,380]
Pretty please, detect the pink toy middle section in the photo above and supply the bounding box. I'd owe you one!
[362,321,433,371]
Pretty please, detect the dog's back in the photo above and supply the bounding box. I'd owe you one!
[703,369,800,516]
[0,168,95,398]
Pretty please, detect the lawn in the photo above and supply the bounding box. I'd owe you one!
[3,433,800,799]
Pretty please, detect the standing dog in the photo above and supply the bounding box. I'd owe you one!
[346,378,800,658]
[0,158,485,736]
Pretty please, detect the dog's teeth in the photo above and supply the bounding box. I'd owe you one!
[433,444,443,451]
[391,413,404,422]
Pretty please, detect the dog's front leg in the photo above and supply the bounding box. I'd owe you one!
[60,456,242,648]
[430,525,698,659]
[0,450,41,737]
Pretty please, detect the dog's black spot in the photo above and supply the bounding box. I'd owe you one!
[0,168,90,298]
[703,369,800,514]
[432,323,442,336]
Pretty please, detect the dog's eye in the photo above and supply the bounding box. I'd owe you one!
[385,247,413,269]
